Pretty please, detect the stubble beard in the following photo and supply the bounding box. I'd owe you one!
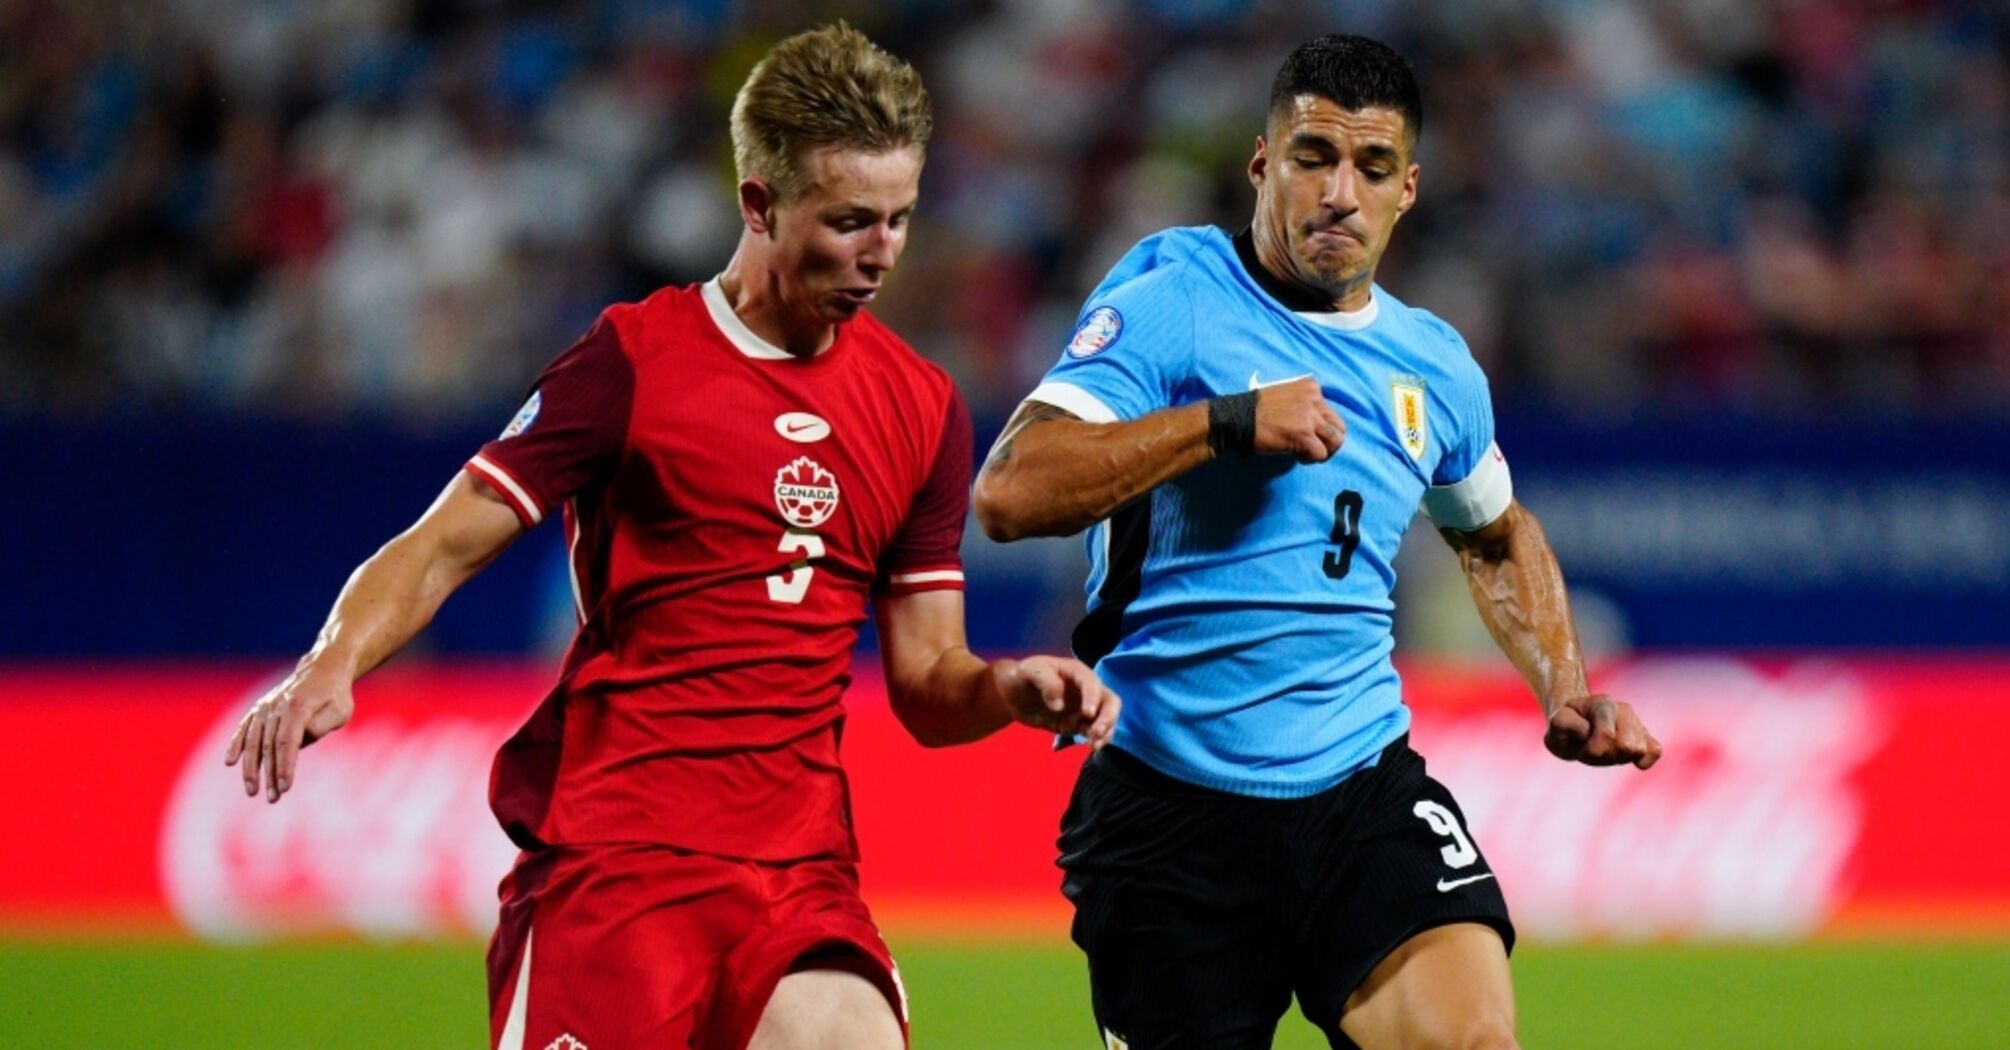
[1297,237,1362,294]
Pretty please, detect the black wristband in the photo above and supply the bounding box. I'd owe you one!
[1207,390,1259,458]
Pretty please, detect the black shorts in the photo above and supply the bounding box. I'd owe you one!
[1058,737,1514,1050]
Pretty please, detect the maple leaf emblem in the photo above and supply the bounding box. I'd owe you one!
[773,456,841,528]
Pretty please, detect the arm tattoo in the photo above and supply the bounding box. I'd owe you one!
[982,400,1080,473]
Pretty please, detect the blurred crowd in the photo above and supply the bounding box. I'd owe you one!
[1,0,2004,424]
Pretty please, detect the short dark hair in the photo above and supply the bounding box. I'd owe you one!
[1268,34,1422,145]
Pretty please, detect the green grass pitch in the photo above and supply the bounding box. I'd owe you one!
[0,937,2004,1048]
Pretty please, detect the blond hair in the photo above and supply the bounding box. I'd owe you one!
[730,22,933,200]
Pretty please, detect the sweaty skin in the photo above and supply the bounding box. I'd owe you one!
[1443,504,1660,768]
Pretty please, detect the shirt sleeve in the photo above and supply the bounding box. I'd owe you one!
[464,315,633,528]
[875,387,973,595]
[1431,355,1497,487]
[1024,265,1195,423]
[1420,345,1513,530]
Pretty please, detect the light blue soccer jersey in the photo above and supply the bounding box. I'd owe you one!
[1030,225,1505,798]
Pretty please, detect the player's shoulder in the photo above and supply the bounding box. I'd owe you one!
[1066,225,1226,360]
[1090,225,1225,304]
[1130,224,1226,267]
[1376,287,1485,376]
[590,283,708,363]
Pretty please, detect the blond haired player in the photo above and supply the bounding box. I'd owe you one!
[227,24,1116,1050]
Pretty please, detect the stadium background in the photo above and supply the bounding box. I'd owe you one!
[1,0,2005,1046]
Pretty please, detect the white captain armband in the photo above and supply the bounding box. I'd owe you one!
[1420,442,1513,531]
[1022,381,1118,424]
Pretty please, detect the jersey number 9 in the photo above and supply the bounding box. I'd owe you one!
[1323,490,1364,580]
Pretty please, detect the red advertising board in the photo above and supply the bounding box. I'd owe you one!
[1,659,2005,940]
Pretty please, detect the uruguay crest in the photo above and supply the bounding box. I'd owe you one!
[774,456,841,528]
[1391,379,1427,461]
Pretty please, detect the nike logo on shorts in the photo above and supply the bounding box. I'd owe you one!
[1436,872,1496,892]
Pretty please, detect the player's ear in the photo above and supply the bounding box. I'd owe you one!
[739,178,778,237]
[1398,163,1420,214]
[1249,135,1269,190]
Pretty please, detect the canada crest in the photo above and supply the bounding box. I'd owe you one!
[774,456,841,528]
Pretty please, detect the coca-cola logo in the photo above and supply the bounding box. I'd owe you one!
[1419,659,1884,940]
[159,679,522,940]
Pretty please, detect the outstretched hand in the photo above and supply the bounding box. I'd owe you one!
[222,665,356,802]
[995,655,1120,749]
[1544,694,1660,769]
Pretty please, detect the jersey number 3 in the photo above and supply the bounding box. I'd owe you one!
[766,529,827,604]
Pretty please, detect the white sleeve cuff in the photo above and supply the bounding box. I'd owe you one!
[467,454,545,527]
[1421,442,1513,530]
[1023,381,1119,423]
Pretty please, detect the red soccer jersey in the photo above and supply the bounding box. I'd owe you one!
[464,280,971,861]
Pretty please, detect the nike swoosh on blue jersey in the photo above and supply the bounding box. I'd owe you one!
[1249,371,1313,390]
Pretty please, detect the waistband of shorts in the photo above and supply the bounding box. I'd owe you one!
[1096,734,1411,801]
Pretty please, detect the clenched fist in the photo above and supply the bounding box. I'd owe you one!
[1254,377,1345,463]
[1544,694,1661,769]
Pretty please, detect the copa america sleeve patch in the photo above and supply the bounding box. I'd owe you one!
[500,390,542,439]
[1421,441,1513,530]
[1066,306,1124,358]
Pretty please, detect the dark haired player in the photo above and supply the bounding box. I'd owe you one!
[976,34,1659,1050]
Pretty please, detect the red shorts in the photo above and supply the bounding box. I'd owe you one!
[486,844,907,1050]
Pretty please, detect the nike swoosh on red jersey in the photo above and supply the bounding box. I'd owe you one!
[774,412,831,442]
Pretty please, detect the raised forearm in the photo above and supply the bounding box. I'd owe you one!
[973,402,1214,540]
[1450,504,1588,717]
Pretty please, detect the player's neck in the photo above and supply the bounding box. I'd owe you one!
[717,251,837,359]
[1247,219,1374,313]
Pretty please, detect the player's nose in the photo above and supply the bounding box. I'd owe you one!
[857,225,898,274]
[1324,166,1359,213]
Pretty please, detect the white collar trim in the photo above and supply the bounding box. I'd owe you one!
[1295,291,1379,331]
[701,277,800,360]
